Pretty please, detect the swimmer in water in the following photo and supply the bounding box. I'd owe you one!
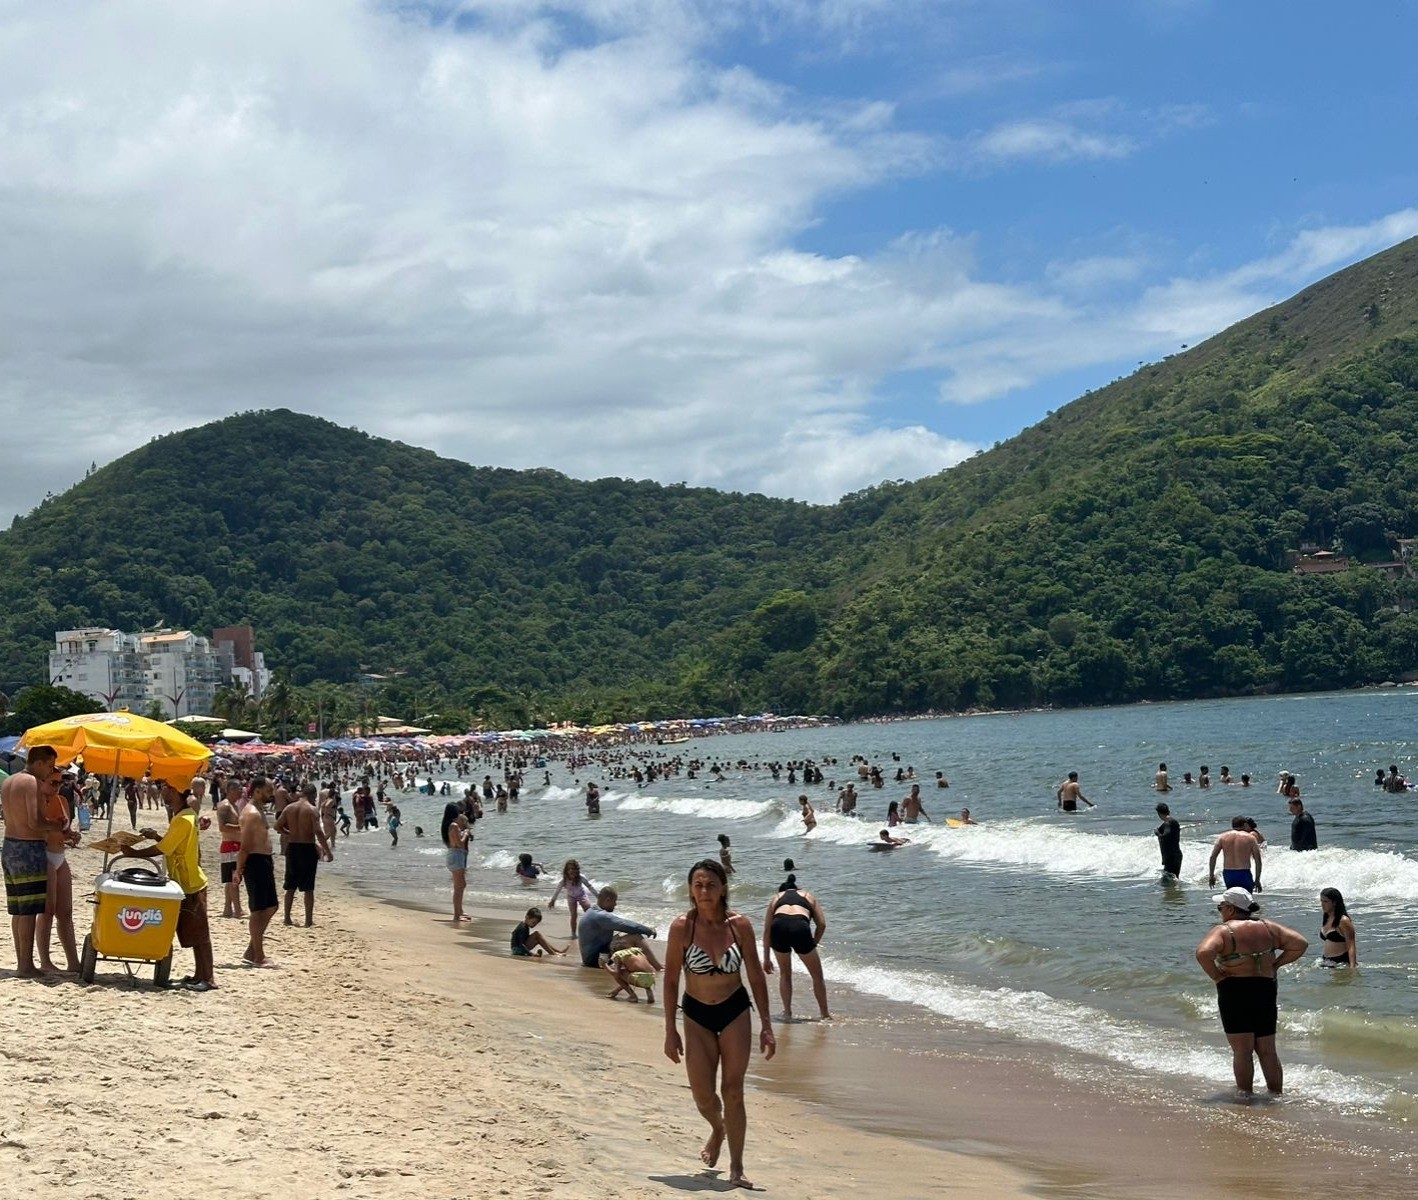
[871,829,910,849]
[1055,772,1094,813]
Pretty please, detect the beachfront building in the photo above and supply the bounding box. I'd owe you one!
[213,624,271,700]
[48,628,148,711]
[49,625,267,718]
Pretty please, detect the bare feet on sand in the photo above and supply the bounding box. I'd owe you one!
[700,1127,725,1169]
[728,1165,753,1189]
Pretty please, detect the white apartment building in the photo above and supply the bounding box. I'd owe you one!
[50,626,242,718]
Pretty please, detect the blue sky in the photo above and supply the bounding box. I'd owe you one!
[0,0,1415,517]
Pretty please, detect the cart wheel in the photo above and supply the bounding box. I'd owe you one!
[153,951,173,989]
[79,934,96,984]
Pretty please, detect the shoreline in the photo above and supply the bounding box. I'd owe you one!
[352,880,1415,1200]
[4,830,1411,1198]
[1,835,1033,1200]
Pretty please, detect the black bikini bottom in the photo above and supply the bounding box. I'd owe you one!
[682,986,751,1036]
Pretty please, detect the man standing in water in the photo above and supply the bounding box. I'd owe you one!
[233,776,278,966]
[1288,797,1318,851]
[1155,802,1183,878]
[1208,817,1264,893]
[276,782,330,927]
[1056,772,1094,812]
[1154,764,1171,792]
[900,784,931,824]
[1195,887,1308,1095]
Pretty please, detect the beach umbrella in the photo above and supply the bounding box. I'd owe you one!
[19,710,211,787]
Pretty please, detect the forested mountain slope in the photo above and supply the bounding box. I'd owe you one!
[5,238,1418,719]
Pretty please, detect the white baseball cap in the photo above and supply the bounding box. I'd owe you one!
[1212,886,1256,912]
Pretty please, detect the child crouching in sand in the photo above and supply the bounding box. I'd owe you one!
[605,932,659,1003]
[510,907,567,957]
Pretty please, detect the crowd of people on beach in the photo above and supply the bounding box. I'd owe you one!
[0,730,1400,1188]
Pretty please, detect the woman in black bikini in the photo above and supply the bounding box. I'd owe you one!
[663,859,775,1190]
[761,869,831,1020]
[1319,887,1358,968]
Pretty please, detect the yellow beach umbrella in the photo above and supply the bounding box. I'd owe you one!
[18,710,212,787]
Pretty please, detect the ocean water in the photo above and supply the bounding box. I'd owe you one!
[325,690,1418,1134]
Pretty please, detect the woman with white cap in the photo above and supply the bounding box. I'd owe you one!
[1194,887,1308,1095]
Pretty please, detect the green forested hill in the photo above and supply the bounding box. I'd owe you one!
[5,237,1418,723]
[0,411,839,720]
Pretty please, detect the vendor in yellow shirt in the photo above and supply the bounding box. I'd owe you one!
[127,781,216,992]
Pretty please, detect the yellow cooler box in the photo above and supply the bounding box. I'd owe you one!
[84,867,184,981]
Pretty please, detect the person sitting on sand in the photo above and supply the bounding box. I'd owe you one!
[511,907,567,957]
[516,853,544,881]
[578,886,660,969]
[606,932,659,1002]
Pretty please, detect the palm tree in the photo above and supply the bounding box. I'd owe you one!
[263,675,295,742]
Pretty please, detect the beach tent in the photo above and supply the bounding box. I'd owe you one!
[165,715,225,726]
[220,727,260,742]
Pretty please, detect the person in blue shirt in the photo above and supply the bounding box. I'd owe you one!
[576,886,660,969]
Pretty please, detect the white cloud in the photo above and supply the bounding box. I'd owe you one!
[0,2,1412,525]
[972,117,1136,164]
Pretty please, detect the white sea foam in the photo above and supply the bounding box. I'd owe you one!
[768,817,1418,903]
[826,960,1397,1111]
[617,794,778,821]
[538,785,584,802]
[481,849,518,869]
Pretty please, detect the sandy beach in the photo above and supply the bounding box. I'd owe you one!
[3,826,1411,1199]
[0,834,1033,1200]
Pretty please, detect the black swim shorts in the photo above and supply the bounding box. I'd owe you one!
[769,914,816,955]
[243,853,278,911]
[284,842,319,893]
[1216,976,1278,1037]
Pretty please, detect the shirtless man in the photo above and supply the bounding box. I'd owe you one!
[233,776,279,966]
[276,782,330,927]
[837,784,858,816]
[318,786,338,862]
[1,745,64,977]
[272,776,293,855]
[1154,763,1172,792]
[1056,772,1094,812]
[215,781,246,919]
[1208,817,1264,894]
[900,783,931,824]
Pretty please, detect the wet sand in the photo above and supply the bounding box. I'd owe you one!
[3,832,1411,1198]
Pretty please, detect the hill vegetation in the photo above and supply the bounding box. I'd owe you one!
[3,238,1418,727]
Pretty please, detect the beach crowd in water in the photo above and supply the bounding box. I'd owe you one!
[0,731,1398,1189]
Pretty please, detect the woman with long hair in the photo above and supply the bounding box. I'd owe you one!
[663,859,775,1190]
[761,866,830,1020]
[440,802,471,923]
[1319,888,1358,968]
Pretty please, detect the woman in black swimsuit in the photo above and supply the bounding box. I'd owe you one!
[1319,887,1358,968]
[761,869,831,1020]
[663,859,775,1190]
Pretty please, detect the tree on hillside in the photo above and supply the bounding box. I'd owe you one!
[2,684,103,736]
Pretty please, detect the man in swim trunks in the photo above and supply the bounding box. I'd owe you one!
[216,781,245,919]
[1195,887,1308,1094]
[1208,817,1263,893]
[900,784,931,824]
[1,744,64,977]
[1154,763,1171,792]
[276,782,330,927]
[233,776,278,965]
[1055,772,1094,812]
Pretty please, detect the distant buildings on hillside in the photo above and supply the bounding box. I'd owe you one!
[1291,538,1415,578]
[49,625,271,718]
